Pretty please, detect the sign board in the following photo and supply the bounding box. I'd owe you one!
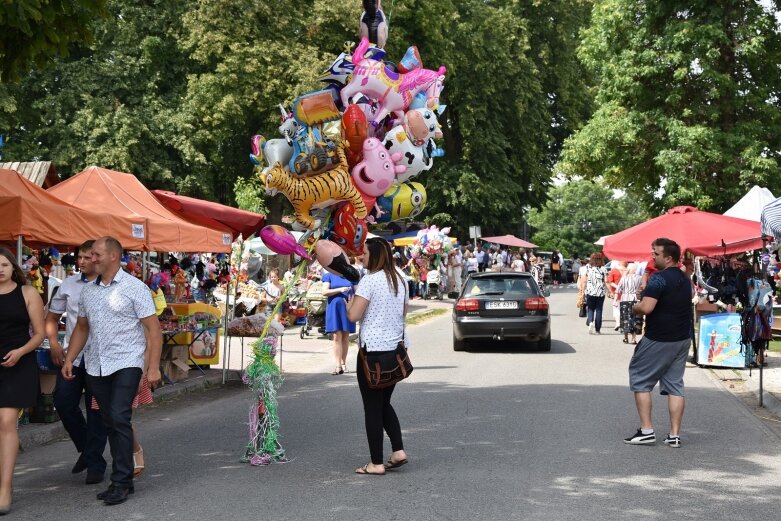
[469,226,481,239]
[697,312,747,368]
[131,224,145,239]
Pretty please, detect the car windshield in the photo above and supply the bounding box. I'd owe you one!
[465,277,537,297]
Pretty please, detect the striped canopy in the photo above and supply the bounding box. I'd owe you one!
[761,196,781,241]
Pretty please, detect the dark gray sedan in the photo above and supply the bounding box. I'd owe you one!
[452,272,551,351]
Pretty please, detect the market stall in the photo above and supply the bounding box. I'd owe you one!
[48,166,233,253]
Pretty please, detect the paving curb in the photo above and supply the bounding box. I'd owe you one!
[19,369,241,452]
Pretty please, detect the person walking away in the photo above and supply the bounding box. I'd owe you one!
[0,247,45,515]
[321,271,356,375]
[572,258,582,284]
[45,240,108,485]
[584,253,609,334]
[511,253,525,273]
[551,250,562,286]
[608,261,627,330]
[616,263,643,344]
[625,238,693,447]
[347,238,409,475]
[476,245,488,273]
[465,251,478,277]
[62,237,162,505]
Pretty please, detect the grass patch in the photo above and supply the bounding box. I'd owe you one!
[769,339,781,353]
[406,307,448,326]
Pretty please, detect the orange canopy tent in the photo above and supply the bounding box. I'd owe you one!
[0,169,146,249]
[48,166,232,253]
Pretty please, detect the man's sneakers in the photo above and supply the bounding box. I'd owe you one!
[588,323,596,335]
[624,429,682,447]
[663,434,682,448]
[623,429,656,445]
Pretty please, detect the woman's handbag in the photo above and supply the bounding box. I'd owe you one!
[579,304,587,318]
[359,342,413,389]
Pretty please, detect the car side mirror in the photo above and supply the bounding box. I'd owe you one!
[542,287,551,298]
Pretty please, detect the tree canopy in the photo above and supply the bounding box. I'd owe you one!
[527,179,648,258]
[0,0,593,236]
[558,0,781,212]
[0,0,108,81]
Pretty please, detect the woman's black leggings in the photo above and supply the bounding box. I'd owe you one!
[357,352,404,464]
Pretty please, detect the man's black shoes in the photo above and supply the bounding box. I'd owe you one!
[97,484,134,505]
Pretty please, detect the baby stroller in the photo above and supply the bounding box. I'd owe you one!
[425,269,443,300]
[299,280,328,338]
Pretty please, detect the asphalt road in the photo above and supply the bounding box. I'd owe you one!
[13,288,781,520]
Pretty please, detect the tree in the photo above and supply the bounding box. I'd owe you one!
[527,179,648,257]
[558,0,781,212]
[0,0,108,81]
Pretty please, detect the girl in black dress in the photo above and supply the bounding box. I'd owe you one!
[0,247,45,514]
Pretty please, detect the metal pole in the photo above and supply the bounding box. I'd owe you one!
[16,236,23,264]
[222,255,232,384]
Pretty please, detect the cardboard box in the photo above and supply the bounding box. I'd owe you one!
[161,359,190,384]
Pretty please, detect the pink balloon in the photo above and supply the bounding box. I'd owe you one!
[260,225,311,260]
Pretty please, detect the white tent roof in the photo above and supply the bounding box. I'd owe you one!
[724,185,776,221]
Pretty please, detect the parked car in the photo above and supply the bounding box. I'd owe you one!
[452,272,552,352]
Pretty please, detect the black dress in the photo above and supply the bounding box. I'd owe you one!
[0,284,39,408]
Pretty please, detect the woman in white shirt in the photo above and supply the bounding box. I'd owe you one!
[347,238,409,476]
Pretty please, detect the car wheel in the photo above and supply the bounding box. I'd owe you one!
[538,333,552,352]
[453,334,467,352]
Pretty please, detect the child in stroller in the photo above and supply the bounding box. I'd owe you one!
[299,280,328,338]
[425,263,443,300]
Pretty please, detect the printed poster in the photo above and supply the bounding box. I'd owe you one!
[697,313,747,368]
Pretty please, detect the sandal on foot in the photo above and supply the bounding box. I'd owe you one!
[384,458,408,470]
[331,368,344,375]
[622,338,629,344]
[133,447,145,477]
[355,463,385,475]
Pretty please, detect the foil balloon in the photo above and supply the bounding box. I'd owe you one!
[351,138,406,197]
[341,37,447,126]
[314,239,360,284]
[371,181,427,223]
[259,225,312,260]
[359,0,389,49]
[326,202,368,256]
[341,104,368,168]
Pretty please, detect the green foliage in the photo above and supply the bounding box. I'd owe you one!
[1,0,593,226]
[233,176,268,215]
[559,0,781,212]
[527,179,648,258]
[0,0,108,81]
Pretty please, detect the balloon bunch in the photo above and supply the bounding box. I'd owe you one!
[250,0,447,259]
[242,1,449,466]
[409,225,453,260]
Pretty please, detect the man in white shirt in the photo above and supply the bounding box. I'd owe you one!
[46,240,107,485]
[63,237,162,506]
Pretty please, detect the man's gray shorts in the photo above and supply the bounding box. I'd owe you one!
[628,337,690,396]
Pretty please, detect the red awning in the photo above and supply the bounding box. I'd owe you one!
[151,190,265,240]
[481,235,538,249]
[603,206,763,260]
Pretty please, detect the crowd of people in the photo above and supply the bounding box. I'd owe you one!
[0,237,162,513]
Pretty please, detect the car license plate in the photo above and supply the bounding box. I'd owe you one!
[485,301,518,310]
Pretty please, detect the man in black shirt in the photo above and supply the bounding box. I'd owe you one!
[624,238,693,448]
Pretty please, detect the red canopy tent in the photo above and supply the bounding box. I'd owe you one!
[603,206,763,261]
[481,235,538,249]
[151,190,265,240]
